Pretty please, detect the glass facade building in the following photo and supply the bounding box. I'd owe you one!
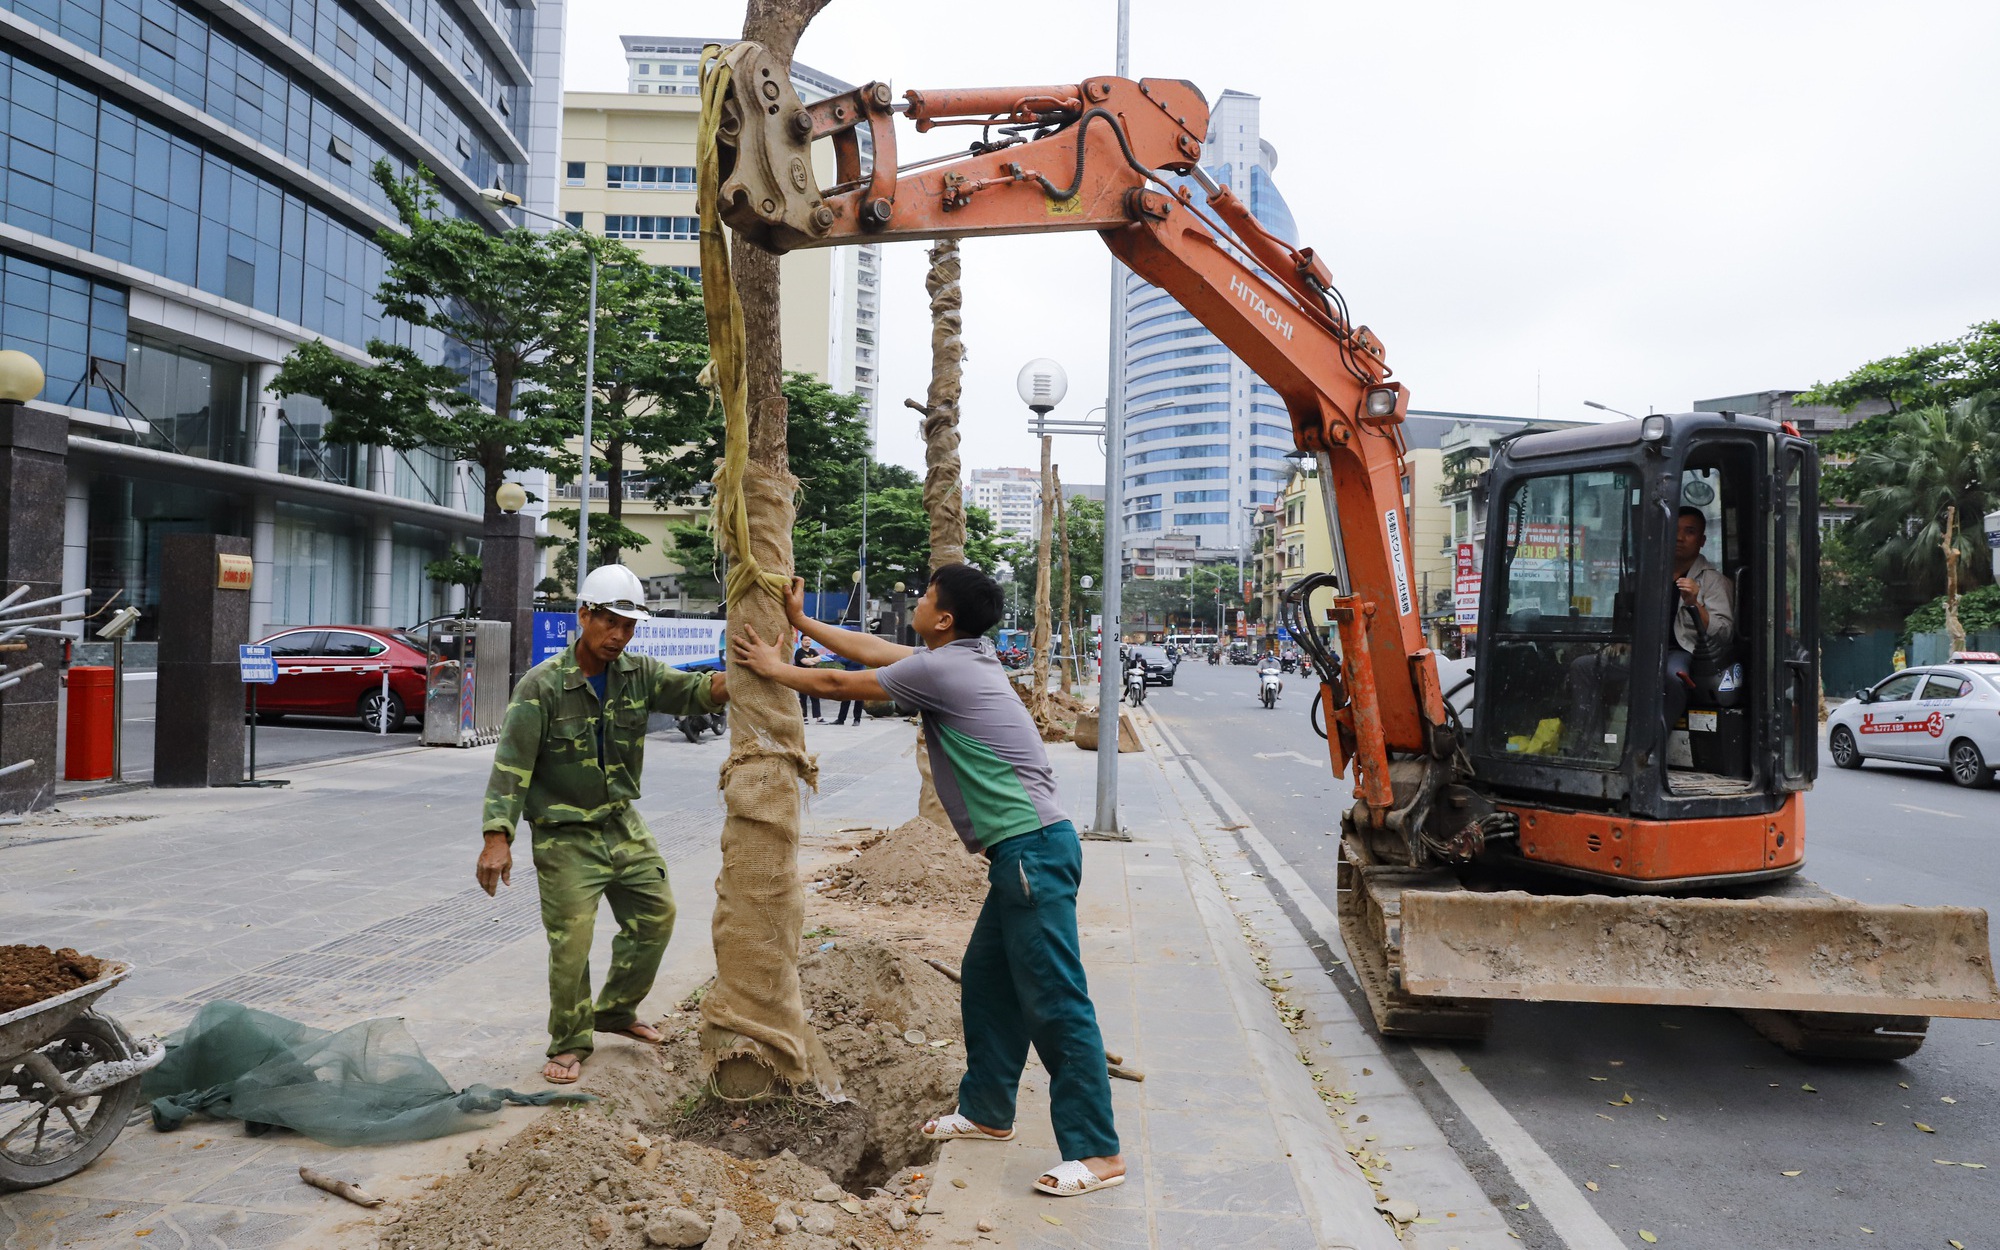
[1,0,563,640]
[1118,89,1300,557]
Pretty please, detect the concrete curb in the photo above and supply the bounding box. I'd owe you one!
[1148,738,1401,1250]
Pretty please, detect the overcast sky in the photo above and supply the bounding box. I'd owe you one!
[563,1,2000,483]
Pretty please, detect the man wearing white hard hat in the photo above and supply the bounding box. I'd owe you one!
[476,564,728,1084]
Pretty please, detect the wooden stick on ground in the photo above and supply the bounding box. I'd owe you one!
[299,1167,383,1208]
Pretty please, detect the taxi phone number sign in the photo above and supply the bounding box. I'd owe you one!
[1859,710,1946,738]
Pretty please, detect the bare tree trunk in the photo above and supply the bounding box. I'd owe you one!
[701,0,837,1101]
[906,237,964,830]
[1943,505,1965,653]
[1055,466,1073,693]
[1030,435,1054,725]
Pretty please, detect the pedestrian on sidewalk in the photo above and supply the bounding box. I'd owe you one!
[793,643,824,722]
[476,564,730,1086]
[731,565,1125,1198]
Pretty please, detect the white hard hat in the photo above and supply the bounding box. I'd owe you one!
[578,564,649,620]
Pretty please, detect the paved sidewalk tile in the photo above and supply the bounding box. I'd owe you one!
[925,717,1395,1250]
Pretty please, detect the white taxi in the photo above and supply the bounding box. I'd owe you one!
[1827,653,2000,788]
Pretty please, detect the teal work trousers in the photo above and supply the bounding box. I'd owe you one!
[957,820,1120,1161]
[529,805,675,1059]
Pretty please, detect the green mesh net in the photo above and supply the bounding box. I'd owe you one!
[140,1001,592,1147]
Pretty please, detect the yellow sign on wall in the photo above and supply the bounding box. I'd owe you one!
[217,554,253,590]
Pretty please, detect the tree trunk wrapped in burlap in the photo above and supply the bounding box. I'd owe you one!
[705,456,839,1094]
[1029,436,1055,732]
[910,237,964,831]
[695,31,836,1098]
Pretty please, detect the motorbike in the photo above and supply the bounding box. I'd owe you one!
[677,708,727,743]
[1280,653,1298,673]
[1207,648,1219,666]
[1259,667,1282,709]
[1125,662,1148,706]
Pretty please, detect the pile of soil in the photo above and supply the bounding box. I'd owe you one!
[383,1106,931,1250]
[0,945,104,1014]
[580,940,964,1195]
[818,819,988,911]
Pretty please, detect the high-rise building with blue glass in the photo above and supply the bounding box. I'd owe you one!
[0,0,562,640]
[1118,89,1300,562]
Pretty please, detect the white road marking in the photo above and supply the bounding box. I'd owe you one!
[1893,803,1964,819]
[1253,749,1323,768]
[1412,1046,1626,1249]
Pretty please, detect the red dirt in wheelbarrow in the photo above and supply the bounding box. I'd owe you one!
[0,945,104,1013]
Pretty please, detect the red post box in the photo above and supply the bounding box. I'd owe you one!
[65,665,115,781]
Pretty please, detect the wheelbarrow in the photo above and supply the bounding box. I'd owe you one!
[0,961,165,1191]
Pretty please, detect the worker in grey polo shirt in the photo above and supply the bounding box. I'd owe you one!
[731,564,1125,1198]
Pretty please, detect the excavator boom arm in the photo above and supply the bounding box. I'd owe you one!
[710,43,1448,790]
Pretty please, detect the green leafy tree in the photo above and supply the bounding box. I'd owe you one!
[1845,399,2000,600]
[520,266,711,578]
[1817,523,1889,635]
[998,494,1105,625]
[271,162,602,524]
[424,550,482,614]
[1797,321,2000,415]
[1902,584,2000,643]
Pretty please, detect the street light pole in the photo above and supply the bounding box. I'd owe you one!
[480,187,597,591]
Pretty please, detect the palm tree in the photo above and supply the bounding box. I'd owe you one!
[1848,398,1999,601]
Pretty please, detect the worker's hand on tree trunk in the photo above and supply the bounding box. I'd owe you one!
[731,621,789,680]
[783,577,809,630]
[476,833,512,896]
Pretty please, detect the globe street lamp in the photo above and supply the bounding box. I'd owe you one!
[480,186,598,594]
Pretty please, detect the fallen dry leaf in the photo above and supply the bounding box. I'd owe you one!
[1041,1213,1063,1226]
[1860,1228,1873,1235]
[1801,1083,1817,1093]
[1639,1233,1658,1245]
[1916,1122,1936,1133]
[1597,1113,1615,1121]
[1781,1170,1802,1177]
[1585,1181,1599,1192]
[1609,1060,1625,1066]
[1608,1093,1634,1106]
[1515,1202,1530,1210]
[1899,1082,1910,1089]
[1940,1096,1957,1104]
[1589,1076,1610,1082]
[1951,1240,1966,1249]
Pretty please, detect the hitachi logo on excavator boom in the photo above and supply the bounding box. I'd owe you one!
[1228,275,1294,340]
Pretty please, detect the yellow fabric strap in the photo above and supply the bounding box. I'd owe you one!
[697,44,791,610]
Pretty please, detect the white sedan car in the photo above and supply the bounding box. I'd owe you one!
[1827,657,2000,788]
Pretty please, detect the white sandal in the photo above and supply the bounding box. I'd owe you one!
[921,1112,1014,1142]
[1033,1159,1126,1197]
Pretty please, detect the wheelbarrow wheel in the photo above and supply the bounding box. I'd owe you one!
[0,1015,143,1192]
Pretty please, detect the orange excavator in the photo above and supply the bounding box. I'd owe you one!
[706,45,2000,1057]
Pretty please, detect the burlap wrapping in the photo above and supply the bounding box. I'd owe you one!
[1029,437,1055,727]
[702,460,838,1094]
[917,238,966,569]
[695,46,835,1096]
[913,237,965,826]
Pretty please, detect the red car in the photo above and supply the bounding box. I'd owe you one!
[247,626,429,729]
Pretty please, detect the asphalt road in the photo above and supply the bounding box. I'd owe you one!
[1150,658,2000,1250]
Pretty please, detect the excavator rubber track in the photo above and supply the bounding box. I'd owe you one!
[1337,833,2000,1060]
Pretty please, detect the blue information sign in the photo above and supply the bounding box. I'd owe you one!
[238,643,278,685]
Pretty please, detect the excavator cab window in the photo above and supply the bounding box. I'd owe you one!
[1480,468,1642,767]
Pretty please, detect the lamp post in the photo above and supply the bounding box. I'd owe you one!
[480,187,597,593]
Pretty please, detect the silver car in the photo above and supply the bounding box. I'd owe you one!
[1827,659,2000,788]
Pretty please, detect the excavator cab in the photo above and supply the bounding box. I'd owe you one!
[1466,412,1820,888]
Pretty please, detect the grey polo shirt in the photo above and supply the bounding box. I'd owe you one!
[875,637,1068,853]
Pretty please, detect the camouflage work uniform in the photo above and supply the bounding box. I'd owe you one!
[482,644,721,1059]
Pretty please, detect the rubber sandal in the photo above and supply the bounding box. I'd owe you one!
[1033,1159,1126,1197]
[543,1055,583,1085]
[600,1023,665,1046]
[921,1113,1015,1142]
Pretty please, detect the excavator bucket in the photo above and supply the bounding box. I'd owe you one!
[1398,888,2000,1019]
